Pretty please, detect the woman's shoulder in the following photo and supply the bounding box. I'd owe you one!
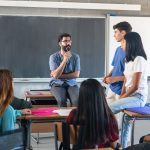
[4,105,14,113]
[2,105,15,117]
[135,56,146,62]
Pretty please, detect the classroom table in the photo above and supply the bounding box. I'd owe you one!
[25,90,55,101]
[17,107,73,150]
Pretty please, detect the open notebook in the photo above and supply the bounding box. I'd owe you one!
[126,106,150,115]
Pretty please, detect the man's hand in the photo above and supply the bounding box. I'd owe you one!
[63,51,72,62]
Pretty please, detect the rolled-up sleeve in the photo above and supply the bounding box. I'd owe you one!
[75,54,80,71]
[49,54,59,71]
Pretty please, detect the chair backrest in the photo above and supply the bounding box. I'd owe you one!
[54,122,114,150]
[0,128,25,150]
[55,122,78,150]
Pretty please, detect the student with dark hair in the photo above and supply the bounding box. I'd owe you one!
[0,69,31,133]
[110,32,148,148]
[103,21,132,104]
[49,33,80,107]
[66,79,119,149]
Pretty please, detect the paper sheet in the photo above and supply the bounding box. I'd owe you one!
[53,109,72,116]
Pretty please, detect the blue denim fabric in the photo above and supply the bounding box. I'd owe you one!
[110,93,146,148]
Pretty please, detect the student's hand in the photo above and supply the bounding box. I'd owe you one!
[103,76,110,84]
[103,76,107,83]
[21,109,31,115]
[119,94,126,99]
[105,77,115,84]
[63,51,72,62]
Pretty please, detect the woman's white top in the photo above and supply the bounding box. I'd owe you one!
[124,56,148,97]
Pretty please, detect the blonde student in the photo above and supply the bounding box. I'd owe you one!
[0,69,31,133]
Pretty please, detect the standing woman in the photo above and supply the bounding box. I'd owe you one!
[110,32,148,148]
[0,69,31,133]
[67,79,119,149]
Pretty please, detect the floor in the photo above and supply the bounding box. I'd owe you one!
[30,120,150,150]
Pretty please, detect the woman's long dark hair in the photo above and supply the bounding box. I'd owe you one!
[74,79,118,148]
[125,32,147,62]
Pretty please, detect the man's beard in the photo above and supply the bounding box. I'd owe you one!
[63,45,71,52]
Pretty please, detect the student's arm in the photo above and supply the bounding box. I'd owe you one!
[120,72,141,99]
[120,77,126,96]
[50,52,71,79]
[2,106,16,132]
[103,69,113,84]
[105,76,125,84]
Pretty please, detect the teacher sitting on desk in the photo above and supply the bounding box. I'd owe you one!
[49,33,80,107]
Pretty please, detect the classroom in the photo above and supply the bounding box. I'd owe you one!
[0,0,150,150]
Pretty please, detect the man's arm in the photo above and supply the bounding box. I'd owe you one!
[59,54,80,79]
[50,59,67,78]
[50,52,71,79]
[59,71,80,79]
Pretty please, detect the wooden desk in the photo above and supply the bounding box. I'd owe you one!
[25,90,55,100]
[121,110,150,146]
[17,107,73,150]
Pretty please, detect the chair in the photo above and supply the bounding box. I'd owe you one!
[54,122,78,150]
[0,128,25,150]
[54,122,114,150]
[121,109,150,146]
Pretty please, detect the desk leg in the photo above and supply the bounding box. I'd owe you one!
[21,119,32,150]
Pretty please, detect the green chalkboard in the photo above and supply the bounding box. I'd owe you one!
[0,16,105,78]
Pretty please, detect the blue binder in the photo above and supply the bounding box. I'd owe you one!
[126,106,150,115]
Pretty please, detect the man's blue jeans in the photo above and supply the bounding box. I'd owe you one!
[51,83,79,107]
[110,93,146,148]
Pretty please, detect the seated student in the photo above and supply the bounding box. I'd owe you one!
[0,69,31,133]
[66,79,119,149]
[110,32,148,148]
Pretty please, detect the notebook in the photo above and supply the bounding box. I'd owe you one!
[31,107,58,116]
[126,106,150,115]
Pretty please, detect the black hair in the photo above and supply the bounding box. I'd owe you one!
[113,21,132,33]
[125,32,147,62]
[58,33,71,42]
[74,79,118,148]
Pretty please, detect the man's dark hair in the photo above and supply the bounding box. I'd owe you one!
[58,33,71,42]
[113,21,132,33]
